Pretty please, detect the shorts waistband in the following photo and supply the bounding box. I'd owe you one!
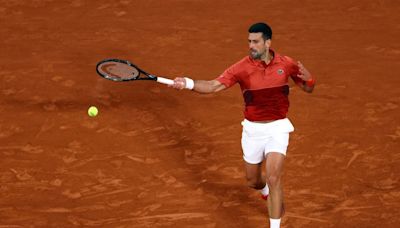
[242,118,287,125]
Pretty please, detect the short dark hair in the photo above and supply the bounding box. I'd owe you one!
[248,22,272,40]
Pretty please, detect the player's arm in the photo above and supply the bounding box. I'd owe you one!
[192,79,227,93]
[170,62,238,93]
[169,77,226,93]
[291,61,315,93]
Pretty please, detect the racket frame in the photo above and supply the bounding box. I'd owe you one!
[96,58,156,81]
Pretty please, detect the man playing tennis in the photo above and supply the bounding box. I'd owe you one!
[170,22,315,228]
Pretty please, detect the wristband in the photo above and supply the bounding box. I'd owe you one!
[184,77,194,90]
[304,78,315,87]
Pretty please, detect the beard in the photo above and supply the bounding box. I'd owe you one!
[249,49,264,60]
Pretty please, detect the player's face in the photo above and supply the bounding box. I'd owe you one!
[248,33,270,60]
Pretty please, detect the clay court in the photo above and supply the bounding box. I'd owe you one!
[1,0,399,227]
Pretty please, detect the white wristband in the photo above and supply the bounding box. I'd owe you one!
[184,77,194,90]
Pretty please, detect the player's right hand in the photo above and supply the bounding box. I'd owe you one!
[169,77,186,90]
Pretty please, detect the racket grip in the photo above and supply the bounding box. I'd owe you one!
[156,77,174,85]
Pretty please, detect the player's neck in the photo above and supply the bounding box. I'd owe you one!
[261,50,273,64]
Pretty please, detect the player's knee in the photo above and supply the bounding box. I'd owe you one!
[266,175,281,188]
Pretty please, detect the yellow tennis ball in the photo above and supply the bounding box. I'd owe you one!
[88,106,98,117]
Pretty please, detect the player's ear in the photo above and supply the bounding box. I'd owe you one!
[265,39,271,48]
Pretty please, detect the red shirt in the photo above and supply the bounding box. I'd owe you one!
[216,50,303,121]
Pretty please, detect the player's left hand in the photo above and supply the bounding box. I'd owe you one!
[296,61,312,81]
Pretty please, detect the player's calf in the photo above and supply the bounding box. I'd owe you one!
[246,176,265,190]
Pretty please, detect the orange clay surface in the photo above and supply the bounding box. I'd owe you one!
[1,0,399,227]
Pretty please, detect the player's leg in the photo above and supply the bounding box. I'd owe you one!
[241,120,271,198]
[244,161,264,189]
[264,118,293,222]
[265,152,285,219]
[241,124,268,193]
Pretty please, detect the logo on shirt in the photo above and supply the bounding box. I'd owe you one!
[277,69,284,75]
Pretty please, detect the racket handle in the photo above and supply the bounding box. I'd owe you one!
[156,77,174,85]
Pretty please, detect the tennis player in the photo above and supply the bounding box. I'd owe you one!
[169,22,315,228]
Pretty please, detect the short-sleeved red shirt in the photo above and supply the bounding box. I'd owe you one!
[216,50,302,121]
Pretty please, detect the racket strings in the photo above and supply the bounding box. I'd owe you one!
[97,62,140,81]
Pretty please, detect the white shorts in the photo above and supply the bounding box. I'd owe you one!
[241,118,294,164]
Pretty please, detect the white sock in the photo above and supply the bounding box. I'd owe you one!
[261,184,269,196]
[270,218,281,228]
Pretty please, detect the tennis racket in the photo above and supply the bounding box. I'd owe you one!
[96,59,174,85]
